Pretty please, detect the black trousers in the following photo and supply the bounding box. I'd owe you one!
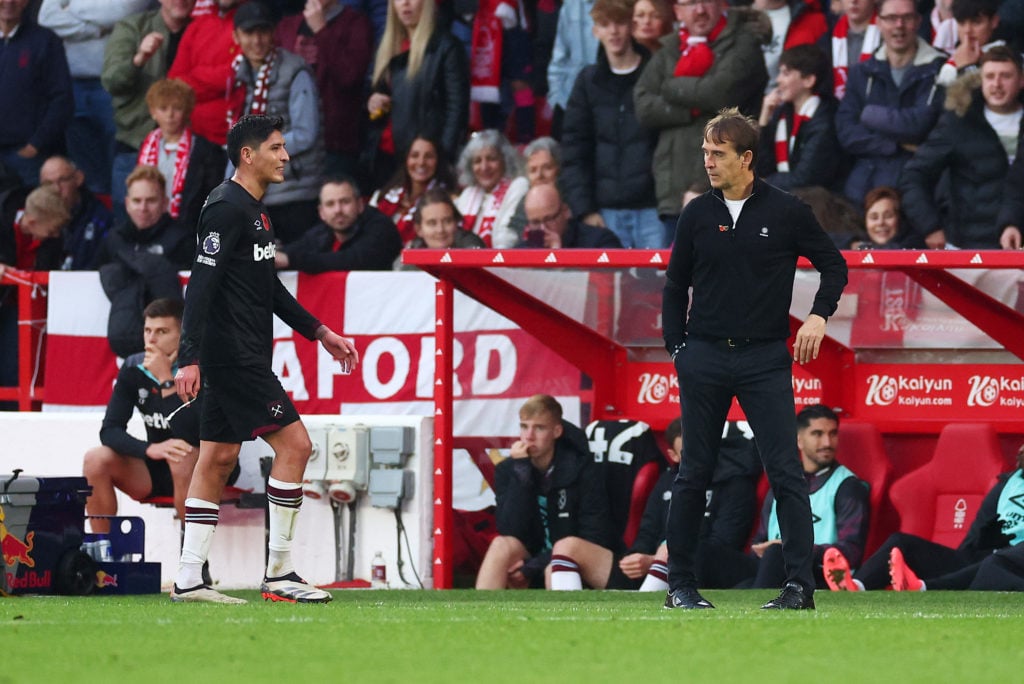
[667,338,815,594]
[854,532,970,589]
[925,545,1024,591]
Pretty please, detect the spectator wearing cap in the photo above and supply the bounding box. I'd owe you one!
[226,1,324,244]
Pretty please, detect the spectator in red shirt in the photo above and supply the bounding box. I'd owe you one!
[167,0,247,146]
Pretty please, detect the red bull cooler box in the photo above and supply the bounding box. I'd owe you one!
[1,471,160,596]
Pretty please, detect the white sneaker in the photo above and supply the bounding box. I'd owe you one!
[260,572,332,603]
[170,583,248,604]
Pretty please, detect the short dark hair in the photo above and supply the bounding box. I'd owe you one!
[664,418,682,449]
[979,44,1024,73]
[320,174,362,200]
[796,404,840,430]
[952,0,999,21]
[412,187,463,226]
[226,114,284,167]
[143,298,184,321]
[704,107,760,167]
[778,44,830,96]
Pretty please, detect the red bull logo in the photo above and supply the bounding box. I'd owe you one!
[0,504,35,568]
[95,570,119,589]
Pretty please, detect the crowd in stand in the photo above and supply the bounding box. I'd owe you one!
[2,0,1023,270]
[1,0,1024,384]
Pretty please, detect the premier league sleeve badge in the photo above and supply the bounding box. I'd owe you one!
[202,231,221,255]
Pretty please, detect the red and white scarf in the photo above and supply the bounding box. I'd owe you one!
[460,178,512,247]
[376,179,439,246]
[673,15,727,78]
[831,13,879,99]
[774,96,820,173]
[227,49,276,126]
[138,128,193,219]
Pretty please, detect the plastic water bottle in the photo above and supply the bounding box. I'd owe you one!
[371,551,387,588]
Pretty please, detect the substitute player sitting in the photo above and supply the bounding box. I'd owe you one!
[83,299,198,534]
[171,115,358,604]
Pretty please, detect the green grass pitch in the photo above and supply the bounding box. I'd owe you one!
[3,589,1024,683]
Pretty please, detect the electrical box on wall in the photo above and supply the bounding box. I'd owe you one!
[368,470,415,509]
[370,426,415,467]
[325,425,369,488]
[303,424,370,489]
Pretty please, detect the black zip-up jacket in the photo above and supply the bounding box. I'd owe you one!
[560,43,658,216]
[662,178,847,351]
[494,432,615,556]
[900,81,1024,249]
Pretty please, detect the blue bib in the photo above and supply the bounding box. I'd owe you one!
[995,469,1024,546]
[767,464,861,546]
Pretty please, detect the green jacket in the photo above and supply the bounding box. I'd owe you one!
[634,9,769,216]
[101,9,180,150]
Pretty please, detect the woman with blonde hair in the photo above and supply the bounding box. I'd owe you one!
[366,0,469,188]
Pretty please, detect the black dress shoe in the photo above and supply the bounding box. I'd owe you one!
[664,588,715,609]
[761,581,815,610]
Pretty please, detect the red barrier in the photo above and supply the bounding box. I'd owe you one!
[404,248,1024,586]
[0,268,49,410]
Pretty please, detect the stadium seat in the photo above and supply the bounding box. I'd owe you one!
[140,485,251,509]
[622,460,663,549]
[888,423,1006,549]
[836,421,893,556]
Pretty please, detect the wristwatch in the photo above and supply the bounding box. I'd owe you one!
[159,379,175,390]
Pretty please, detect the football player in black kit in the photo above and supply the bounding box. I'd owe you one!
[171,115,358,604]
[84,298,201,535]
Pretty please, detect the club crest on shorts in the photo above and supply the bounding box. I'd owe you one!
[202,231,221,255]
[267,401,284,419]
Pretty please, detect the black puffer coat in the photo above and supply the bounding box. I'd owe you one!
[900,72,1024,248]
[560,43,658,217]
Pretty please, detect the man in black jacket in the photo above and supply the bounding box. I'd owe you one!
[516,184,623,249]
[559,0,661,248]
[275,176,401,272]
[661,108,847,610]
[474,394,615,590]
[94,165,193,357]
[900,46,1024,249]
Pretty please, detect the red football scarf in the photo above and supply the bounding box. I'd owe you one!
[138,127,193,219]
[774,95,820,173]
[673,15,727,77]
[831,13,878,98]
[460,177,512,247]
[227,49,276,126]
[471,0,517,103]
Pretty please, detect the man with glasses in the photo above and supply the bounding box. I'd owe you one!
[835,0,947,209]
[516,184,622,248]
[635,0,768,245]
[39,155,112,270]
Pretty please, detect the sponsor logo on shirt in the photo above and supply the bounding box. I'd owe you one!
[254,242,276,262]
